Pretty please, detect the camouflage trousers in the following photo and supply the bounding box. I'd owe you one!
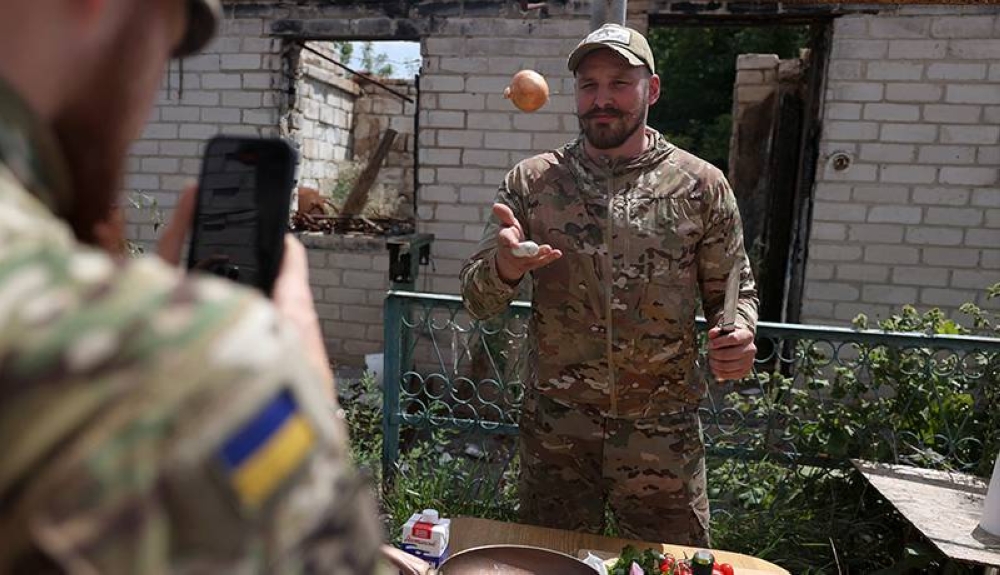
[517,392,710,547]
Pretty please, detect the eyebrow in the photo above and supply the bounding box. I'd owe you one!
[576,71,637,82]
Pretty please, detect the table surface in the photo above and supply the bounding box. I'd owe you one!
[852,460,1000,568]
[449,516,790,574]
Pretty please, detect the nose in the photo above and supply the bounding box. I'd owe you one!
[594,84,614,108]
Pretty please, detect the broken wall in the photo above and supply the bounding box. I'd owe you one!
[351,77,417,218]
[123,1,1000,367]
[805,8,1000,324]
[293,42,358,193]
[729,53,807,323]
[124,2,589,365]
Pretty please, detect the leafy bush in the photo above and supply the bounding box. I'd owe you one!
[707,285,999,572]
[339,373,519,541]
[647,25,811,172]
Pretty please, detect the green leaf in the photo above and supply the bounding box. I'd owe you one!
[936,320,962,335]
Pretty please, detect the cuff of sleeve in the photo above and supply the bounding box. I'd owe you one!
[737,310,756,335]
[482,251,519,297]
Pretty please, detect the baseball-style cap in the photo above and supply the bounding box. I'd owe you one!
[174,0,223,57]
[567,23,655,74]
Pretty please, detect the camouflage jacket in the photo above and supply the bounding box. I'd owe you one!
[461,129,758,419]
[0,79,380,574]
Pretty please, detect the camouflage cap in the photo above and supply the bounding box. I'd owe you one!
[174,0,222,57]
[567,23,655,74]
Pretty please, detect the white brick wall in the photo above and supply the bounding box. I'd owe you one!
[804,9,1000,326]
[293,42,357,192]
[124,19,283,251]
[126,12,587,362]
[125,6,1000,366]
[417,17,588,295]
[351,77,417,218]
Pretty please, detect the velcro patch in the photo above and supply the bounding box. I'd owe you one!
[217,389,316,510]
[587,27,630,45]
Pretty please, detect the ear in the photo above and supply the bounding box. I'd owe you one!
[647,73,661,107]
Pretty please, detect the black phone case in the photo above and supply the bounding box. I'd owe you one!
[187,135,297,296]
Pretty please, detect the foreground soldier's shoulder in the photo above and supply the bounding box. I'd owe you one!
[25,356,378,572]
[154,274,381,572]
[161,362,382,572]
[165,369,344,532]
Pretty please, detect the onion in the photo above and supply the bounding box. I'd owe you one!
[503,70,549,113]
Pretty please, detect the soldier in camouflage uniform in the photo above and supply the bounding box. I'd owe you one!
[461,24,759,547]
[0,1,382,573]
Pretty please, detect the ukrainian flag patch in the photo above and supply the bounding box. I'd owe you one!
[218,389,316,510]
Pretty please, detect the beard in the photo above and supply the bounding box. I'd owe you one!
[51,6,155,251]
[577,93,648,151]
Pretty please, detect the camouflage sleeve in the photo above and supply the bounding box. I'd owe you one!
[157,302,385,575]
[11,254,381,574]
[697,174,759,333]
[460,166,529,320]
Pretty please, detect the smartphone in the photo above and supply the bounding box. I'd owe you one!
[187,136,297,296]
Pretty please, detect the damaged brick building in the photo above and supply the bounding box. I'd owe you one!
[125,0,1000,365]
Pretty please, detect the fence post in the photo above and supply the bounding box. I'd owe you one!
[382,292,403,491]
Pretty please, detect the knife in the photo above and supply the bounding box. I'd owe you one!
[720,260,741,334]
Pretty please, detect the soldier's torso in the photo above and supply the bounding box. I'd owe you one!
[520,140,719,418]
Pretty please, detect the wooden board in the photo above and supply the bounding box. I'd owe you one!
[340,128,397,217]
[449,517,789,574]
[852,460,1000,568]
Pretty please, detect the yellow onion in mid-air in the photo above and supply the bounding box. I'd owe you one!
[503,70,549,112]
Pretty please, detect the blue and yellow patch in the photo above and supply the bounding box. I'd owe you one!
[218,390,316,509]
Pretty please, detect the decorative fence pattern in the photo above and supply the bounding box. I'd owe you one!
[378,289,999,570]
[382,289,998,477]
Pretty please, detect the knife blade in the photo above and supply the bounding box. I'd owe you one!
[720,260,741,333]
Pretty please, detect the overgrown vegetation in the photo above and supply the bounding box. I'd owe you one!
[647,25,811,172]
[330,41,396,77]
[325,160,405,219]
[342,286,999,572]
[340,376,519,539]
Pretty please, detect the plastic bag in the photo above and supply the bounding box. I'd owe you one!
[581,552,609,575]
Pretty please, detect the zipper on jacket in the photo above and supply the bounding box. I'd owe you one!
[603,157,618,418]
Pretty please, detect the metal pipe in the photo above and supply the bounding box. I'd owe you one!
[591,0,627,31]
[609,0,627,25]
[589,0,607,31]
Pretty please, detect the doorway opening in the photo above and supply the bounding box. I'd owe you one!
[647,19,831,323]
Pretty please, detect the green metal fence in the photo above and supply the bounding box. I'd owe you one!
[379,289,999,570]
[382,289,999,478]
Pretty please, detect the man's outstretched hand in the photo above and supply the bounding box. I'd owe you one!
[492,203,561,285]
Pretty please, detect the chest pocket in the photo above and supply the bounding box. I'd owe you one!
[619,191,703,286]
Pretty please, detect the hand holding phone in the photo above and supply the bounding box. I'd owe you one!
[187,136,297,296]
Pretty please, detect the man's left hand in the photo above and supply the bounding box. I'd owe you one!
[707,326,756,381]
